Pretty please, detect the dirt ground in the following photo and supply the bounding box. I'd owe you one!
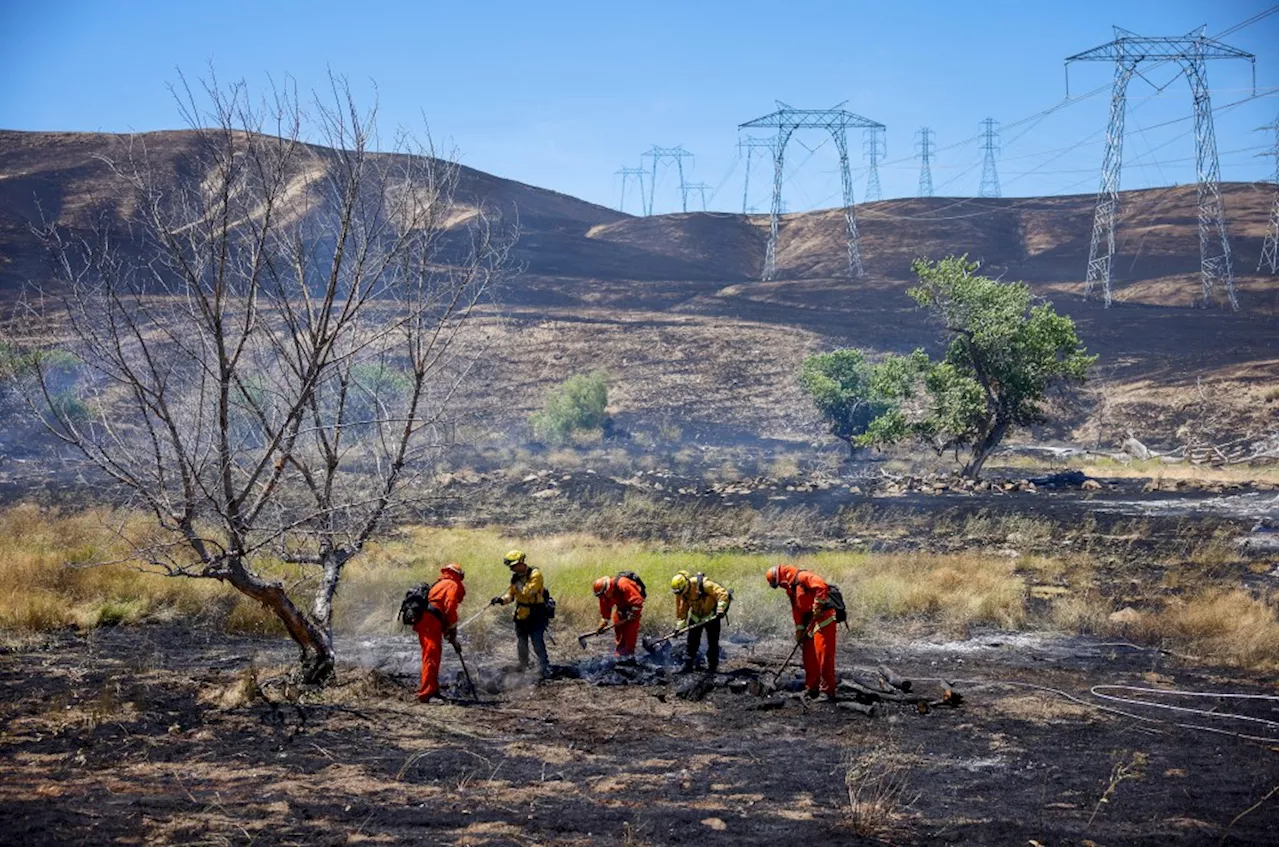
[1,623,1275,846]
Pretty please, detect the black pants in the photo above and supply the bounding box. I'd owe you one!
[515,615,550,673]
[685,618,721,672]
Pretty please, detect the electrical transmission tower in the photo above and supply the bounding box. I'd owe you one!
[738,135,777,214]
[641,145,694,215]
[738,101,885,280]
[1066,26,1256,309]
[916,127,935,198]
[615,166,648,215]
[1258,119,1278,274]
[979,118,1001,198]
[863,127,886,202]
[682,181,711,211]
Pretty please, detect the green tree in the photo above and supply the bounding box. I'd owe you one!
[799,349,892,456]
[531,371,610,444]
[860,256,1095,479]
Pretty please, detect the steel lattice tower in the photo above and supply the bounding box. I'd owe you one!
[863,126,886,202]
[916,128,935,198]
[1258,120,1278,274]
[738,135,777,215]
[739,101,885,280]
[641,145,694,215]
[682,181,711,211]
[979,118,1001,198]
[615,166,648,215]
[1066,26,1256,309]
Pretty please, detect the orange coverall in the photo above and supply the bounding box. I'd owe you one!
[598,576,645,656]
[413,571,465,700]
[780,565,837,695]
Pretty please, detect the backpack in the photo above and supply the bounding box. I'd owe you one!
[826,584,848,625]
[399,582,433,626]
[617,570,647,598]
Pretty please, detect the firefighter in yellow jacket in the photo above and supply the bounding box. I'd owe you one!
[670,570,731,673]
[490,549,552,677]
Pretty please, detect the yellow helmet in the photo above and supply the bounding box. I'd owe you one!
[670,572,690,594]
[503,549,526,567]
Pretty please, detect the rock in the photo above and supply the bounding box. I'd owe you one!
[531,488,560,499]
[1108,607,1144,625]
[1081,479,1103,491]
[848,485,862,495]
[700,818,727,831]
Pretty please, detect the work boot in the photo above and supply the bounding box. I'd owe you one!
[823,692,838,703]
[804,688,820,700]
[679,662,695,674]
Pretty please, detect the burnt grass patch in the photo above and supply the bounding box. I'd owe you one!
[1,623,1275,845]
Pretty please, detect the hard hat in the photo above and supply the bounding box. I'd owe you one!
[765,565,781,588]
[503,549,526,567]
[592,576,612,597]
[441,562,465,580]
[670,573,690,594]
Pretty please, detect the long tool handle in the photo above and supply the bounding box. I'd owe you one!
[772,640,803,685]
[453,642,481,703]
[457,605,491,631]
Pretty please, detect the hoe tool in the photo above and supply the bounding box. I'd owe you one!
[451,640,482,704]
[641,614,723,654]
[577,621,620,649]
[760,639,803,695]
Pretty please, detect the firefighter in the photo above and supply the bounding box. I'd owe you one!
[414,563,466,703]
[766,564,837,699]
[592,573,645,657]
[670,570,731,673]
[490,549,551,678]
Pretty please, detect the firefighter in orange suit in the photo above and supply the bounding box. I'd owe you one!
[766,564,837,699]
[414,563,466,702]
[592,573,645,657]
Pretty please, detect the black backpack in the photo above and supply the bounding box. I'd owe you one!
[399,582,433,626]
[617,570,647,598]
[827,584,849,625]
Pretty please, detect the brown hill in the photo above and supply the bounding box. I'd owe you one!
[1,129,1276,448]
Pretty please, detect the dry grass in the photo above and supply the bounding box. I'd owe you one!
[843,743,915,837]
[0,504,1274,671]
[1098,589,1279,672]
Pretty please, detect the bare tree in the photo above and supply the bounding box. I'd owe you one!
[6,74,511,682]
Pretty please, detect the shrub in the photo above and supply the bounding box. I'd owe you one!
[530,371,609,444]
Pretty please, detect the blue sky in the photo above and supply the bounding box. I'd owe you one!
[2,0,1276,213]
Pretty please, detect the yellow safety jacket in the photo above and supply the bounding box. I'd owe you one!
[500,567,546,621]
[674,575,731,626]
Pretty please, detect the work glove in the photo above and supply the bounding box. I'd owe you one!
[795,629,807,644]
[489,596,504,606]
[445,629,459,649]
[597,619,610,633]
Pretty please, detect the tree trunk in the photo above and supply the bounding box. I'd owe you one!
[962,418,1008,480]
[225,567,335,685]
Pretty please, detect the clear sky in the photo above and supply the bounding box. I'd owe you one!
[2,1,1276,214]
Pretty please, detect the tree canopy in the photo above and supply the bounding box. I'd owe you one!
[802,256,1095,478]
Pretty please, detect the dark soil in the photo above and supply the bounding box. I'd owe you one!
[1,623,1275,845]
